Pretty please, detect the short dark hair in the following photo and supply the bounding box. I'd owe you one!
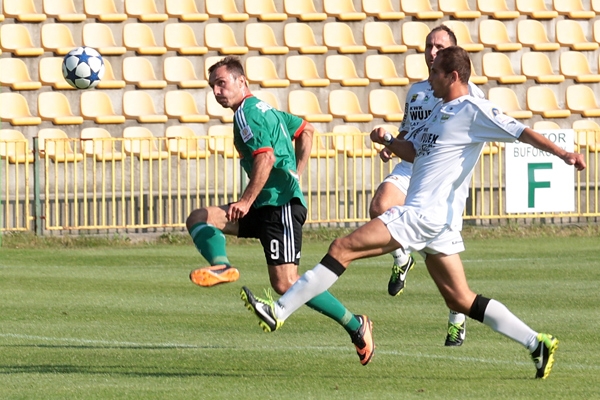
[429,25,457,46]
[208,56,245,78]
[435,46,471,84]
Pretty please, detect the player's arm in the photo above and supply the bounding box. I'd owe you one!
[228,149,275,222]
[379,130,408,162]
[370,127,416,163]
[293,121,314,177]
[519,127,586,170]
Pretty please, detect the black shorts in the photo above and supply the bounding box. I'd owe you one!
[238,198,307,266]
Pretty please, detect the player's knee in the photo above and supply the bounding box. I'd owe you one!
[186,208,208,231]
[369,198,387,219]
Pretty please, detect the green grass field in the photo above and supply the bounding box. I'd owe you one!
[1,234,599,399]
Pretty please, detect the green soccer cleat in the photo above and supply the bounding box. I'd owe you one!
[445,320,466,346]
[240,286,284,333]
[350,314,375,366]
[388,255,415,296]
[531,333,559,379]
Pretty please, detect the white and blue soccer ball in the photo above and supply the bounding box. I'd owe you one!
[62,46,105,89]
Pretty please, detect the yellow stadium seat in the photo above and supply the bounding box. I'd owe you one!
[288,90,333,123]
[594,20,600,44]
[0,130,34,164]
[164,23,208,55]
[244,0,286,21]
[0,93,41,126]
[123,91,168,123]
[123,23,167,55]
[96,58,126,89]
[0,58,42,90]
[207,125,236,158]
[165,126,210,160]
[365,55,409,86]
[566,85,600,117]
[204,24,248,55]
[404,53,429,82]
[80,127,125,161]
[245,23,289,55]
[3,0,46,22]
[369,89,404,122]
[309,134,337,158]
[482,53,526,84]
[439,0,481,19]
[517,20,560,51]
[206,92,234,123]
[559,51,600,83]
[123,127,170,160]
[206,0,249,21]
[43,0,86,22]
[39,57,75,90]
[165,0,208,21]
[329,90,373,122]
[401,21,430,52]
[526,87,571,118]
[476,0,520,19]
[38,128,84,162]
[553,0,594,19]
[164,56,208,88]
[361,0,405,20]
[84,0,127,21]
[593,0,600,13]
[283,0,327,21]
[488,87,533,119]
[479,20,522,52]
[516,0,558,18]
[285,55,330,87]
[164,91,209,123]
[325,55,369,87]
[245,57,290,88]
[38,92,84,125]
[363,22,407,53]
[283,23,327,54]
[253,90,280,109]
[556,20,599,51]
[573,119,600,152]
[81,91,126,124]
[521,52,565,83]
[533,120,561,130]
[470,61,488,85]
[124,0,168,22]
[41,23,79,55]
[0,25,44,56]
[442,21,484,52]
[323,0,367,20]
[123,57,167,89]
[323,22,367,54]
[83,23,126,55]
[332,125,377,157]
[400,0,443,19]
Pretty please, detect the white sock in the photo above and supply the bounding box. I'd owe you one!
[482,299,538,352]
[391,248,410,266]
[274,264,339,320]
[448,310,466,324]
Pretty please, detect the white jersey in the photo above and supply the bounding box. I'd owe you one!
[405,95,526,231]
[393,80,485,177]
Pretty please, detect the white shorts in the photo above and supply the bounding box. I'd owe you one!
[381,161,413,195]
[377,206,465,257]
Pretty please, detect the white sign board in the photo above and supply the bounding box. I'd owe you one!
[505,129,575,213]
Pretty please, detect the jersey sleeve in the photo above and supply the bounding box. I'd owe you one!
[239,106,278,155]
[278,110,306,140]
[469,100,526,143]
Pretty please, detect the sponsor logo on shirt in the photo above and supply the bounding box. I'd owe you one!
[241,125,253,142]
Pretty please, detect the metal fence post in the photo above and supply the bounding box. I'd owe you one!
[33,136,42,236]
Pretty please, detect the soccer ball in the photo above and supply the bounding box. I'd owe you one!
[62,46,105,89]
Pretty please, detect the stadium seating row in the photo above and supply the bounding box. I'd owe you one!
[5,0,600,23]
[3,51,600,94]
[5,19,600,59]
[4,82,600,128]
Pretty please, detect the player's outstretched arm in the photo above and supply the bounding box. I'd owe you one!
[519,127,586,171]
[370,127,416,163]
[294,121,314,177]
